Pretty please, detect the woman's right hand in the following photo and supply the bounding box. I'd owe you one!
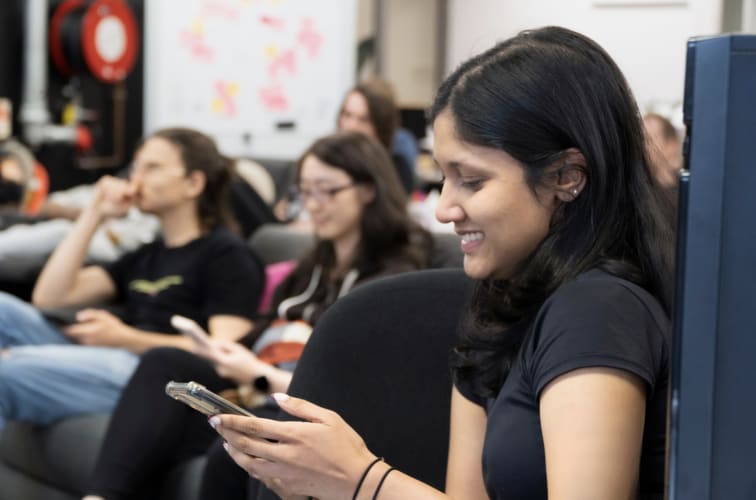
[211,393,377,500]
[89,175,136,220]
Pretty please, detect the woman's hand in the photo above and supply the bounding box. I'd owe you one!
[89,175,136,220]
[208,339,270,385]
[211,394,377,499]
[64,308,134,347]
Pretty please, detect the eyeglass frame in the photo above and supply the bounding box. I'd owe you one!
[128,161,188,179]
[292,182,358,204]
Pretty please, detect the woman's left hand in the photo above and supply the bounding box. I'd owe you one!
[211,393,377,499]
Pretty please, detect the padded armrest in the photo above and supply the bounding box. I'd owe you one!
[0,414,111,494]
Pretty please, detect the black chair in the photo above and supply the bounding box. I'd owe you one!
[248,223,462,268]
[255,268,473,499]
[229,178,278,239]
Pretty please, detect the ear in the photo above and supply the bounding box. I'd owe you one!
[549,148,587,202]
[357,183,376,205]
[184,170,207,198]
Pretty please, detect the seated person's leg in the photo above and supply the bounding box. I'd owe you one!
[0,291,71,347]
[87,347,234,500]
[0,344,139,431]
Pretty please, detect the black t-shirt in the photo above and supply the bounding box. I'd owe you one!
[456,269,670,500]
[103,228,263,333]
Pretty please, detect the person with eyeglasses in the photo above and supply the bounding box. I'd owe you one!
[277,78,416,224]
[0,127,264,436]
[81,131,434,500]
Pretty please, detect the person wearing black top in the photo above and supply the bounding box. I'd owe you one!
[0,128,263,433]
[211,26,676,500]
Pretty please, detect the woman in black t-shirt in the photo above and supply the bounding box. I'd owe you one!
[212,26,676,500]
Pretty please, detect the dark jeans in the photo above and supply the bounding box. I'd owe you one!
[87,347,233,499]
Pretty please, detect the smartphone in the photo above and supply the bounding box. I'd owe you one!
[170,314,211,348]
[165,381,253,417]
[39,306,80,326]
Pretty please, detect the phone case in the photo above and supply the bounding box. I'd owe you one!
[165,381,253,417]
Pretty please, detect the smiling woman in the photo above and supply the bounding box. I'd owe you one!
[211,26,676,500]
[432,111,561,280]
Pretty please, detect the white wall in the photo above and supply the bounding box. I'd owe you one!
[381,0,440,107]
[445,0,723,115]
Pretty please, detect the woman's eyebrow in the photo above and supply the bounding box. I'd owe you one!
[299,178,348,185]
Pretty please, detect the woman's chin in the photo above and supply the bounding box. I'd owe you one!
[462,258,491,280]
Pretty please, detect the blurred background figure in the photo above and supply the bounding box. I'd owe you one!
[337,78,416,196]
[643,112,683,190]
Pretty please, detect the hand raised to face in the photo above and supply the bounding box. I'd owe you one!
[90,175,137,220]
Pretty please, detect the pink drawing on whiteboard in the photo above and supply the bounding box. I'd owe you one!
[267,49,297,79]
[213,81,238,117]
[298,18,323,58]
[179,30,214,62]
[258,85,288,112]
[200,1,240,20]
[260,15,285,30]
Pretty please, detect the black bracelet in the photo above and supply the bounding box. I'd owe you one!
[371,466,395,500]
[352,457,383,500]
[252,374,270,393]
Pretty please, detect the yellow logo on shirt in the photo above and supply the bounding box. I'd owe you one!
[129,276,184,296]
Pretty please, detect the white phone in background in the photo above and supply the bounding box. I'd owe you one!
[170,314,212,349]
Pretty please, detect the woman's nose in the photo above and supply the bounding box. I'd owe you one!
[435,185,464,224]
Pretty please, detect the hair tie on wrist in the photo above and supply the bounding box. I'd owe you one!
[352,457,383,500]
[372,466,395,500]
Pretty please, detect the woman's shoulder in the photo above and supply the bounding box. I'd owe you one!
[547,269,667,320]
[525,268,672,395]
[529,268,672,359]
[194,227,264,270]
[195,227,252,253]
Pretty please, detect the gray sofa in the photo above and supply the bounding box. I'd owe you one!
[0,415,205,500]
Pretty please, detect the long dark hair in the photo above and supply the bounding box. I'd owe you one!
[294,131,431,277]
[141,127,237,232]
[431,26,676,397]
[340,79,400,149]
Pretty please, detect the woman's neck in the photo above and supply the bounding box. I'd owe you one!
[158,204,205,247]
[331,229,362,274]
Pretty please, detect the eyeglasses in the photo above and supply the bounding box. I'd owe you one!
[129,161,186,179]
[295,183,356,204]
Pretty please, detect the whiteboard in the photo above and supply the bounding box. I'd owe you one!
[144,0,356,160]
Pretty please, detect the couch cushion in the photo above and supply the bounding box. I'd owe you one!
[0,414,110,494]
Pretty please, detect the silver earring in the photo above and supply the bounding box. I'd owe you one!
[572,188,579,196]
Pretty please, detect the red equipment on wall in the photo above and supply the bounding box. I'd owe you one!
[49,0,139,83]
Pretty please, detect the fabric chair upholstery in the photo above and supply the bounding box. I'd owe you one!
[255,268,473,499]
[248,223,461,269]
